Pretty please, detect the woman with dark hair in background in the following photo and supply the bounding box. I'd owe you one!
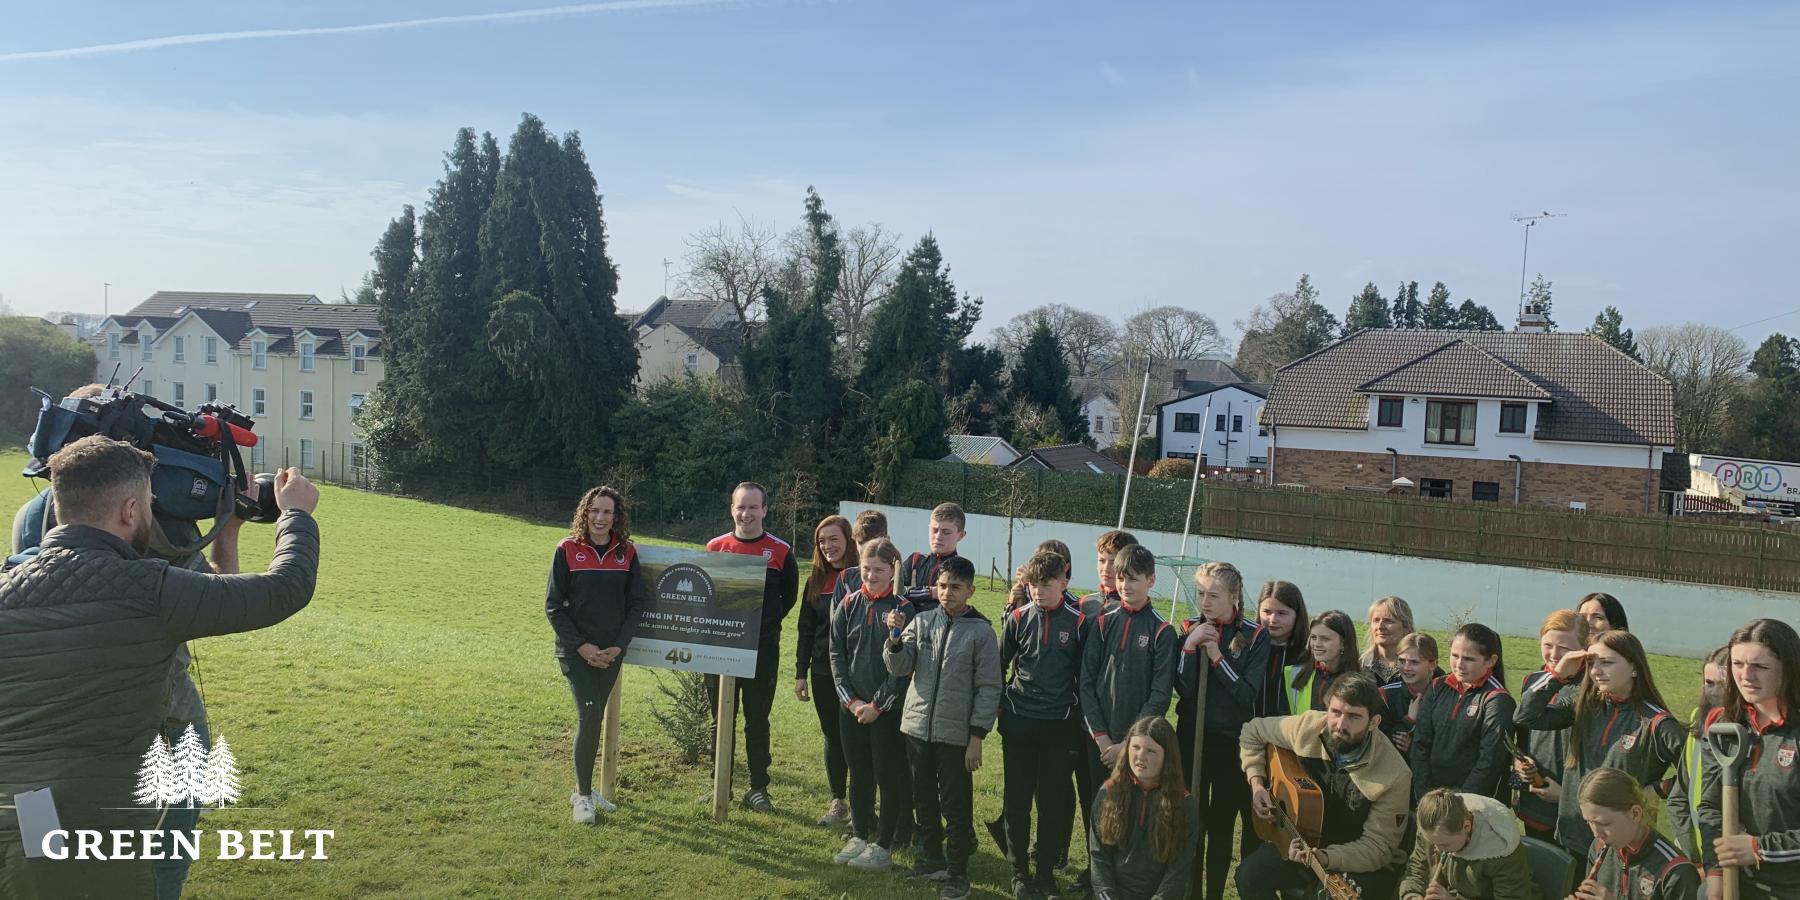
[796,514,855,828]
[1285,609,1360,713]
[545,485,648,825]
[1578,591,1629,636]
[1412,623,1515,803]
[1698,618,1800,900]
[1255,581,1310,714]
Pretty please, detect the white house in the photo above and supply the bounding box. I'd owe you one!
[94,292,382,481]
[1074,358,1252,447]
[631,297,741,386]
[1261,322,1675,516]
[1155,383,1270,469]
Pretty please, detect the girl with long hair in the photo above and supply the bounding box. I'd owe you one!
[1698,618,1800,900]
[1379,631,1443,763]
[1090,716,1198,900]
[1578,592,1629,636]
[1176,561,1270,900]
[795,515,854,828]
[1572,768,1703,900]
[1513,608,1589,842]
[828,537,913,872]
[1411,623,1515,803]
[1285,609,1360,713]
[1360,596,1415,685]
[1514,629,1683,863]
[545,485,647,824]
[1255,581,1310,714]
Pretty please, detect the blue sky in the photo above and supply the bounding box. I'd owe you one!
[1,1,1795,348]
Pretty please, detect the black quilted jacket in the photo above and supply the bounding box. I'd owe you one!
[0,513,318,897]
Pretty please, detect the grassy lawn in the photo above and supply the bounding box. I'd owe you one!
[0,452,1703,898]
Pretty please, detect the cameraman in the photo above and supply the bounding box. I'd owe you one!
[0,436,322,899]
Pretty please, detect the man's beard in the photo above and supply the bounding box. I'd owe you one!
[129,514,154,555]
[1324,728,1369,756]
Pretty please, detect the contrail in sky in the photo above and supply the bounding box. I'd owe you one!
[0,0,742,63]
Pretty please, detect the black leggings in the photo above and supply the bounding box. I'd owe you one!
[1182,727,1259,900]
[1000,712,1076,879]
[807,666,848,799]
[559,656,623,795]
[840,706,907,847]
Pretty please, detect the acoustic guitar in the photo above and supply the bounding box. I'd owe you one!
[1253,744,1360,900]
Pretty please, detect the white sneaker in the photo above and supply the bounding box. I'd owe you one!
[833,836,869,865]
[589,791,617,814]
[817,798,849,826]
[847,843,892,871]
[571,791,596,825]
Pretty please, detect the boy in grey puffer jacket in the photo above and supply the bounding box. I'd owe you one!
[885,556,1002,900]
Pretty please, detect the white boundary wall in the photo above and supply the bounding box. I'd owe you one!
[841,502,1800,659]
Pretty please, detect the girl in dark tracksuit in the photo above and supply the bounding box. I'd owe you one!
[1514,629,1684,866]
[1572,768,1703,900]
[1512,608,1588,842]
[1253,581,1310,716]
[545,486,648,823]
[1090,716,1198,900]
[1283,609,1360,714]
[829,538,914,871]
[1175,561,1270,900]
[1698,618,1800,900]
[796,515,854,828]
[1412,623,1516,804]
[1665,646,1729,861]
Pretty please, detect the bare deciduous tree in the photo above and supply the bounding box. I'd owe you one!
[992,303,1121,375]
[676,217,780,325]
[1638,323,1751,453]
[1122,305,1227,362]
[831,223,901,358]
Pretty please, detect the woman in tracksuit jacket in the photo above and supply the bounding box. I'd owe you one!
[1284,609,1360,714]
[1174,561,1270,900]
[884,555,1002,900]
[545,486,648,824]
[1698,618,1800,900]
[1090,716,1198,900]
[1515,629,1684,865]
[1572,767,1703,900]
[997,549,1088,897]
[830,537,914,871]
[1512,608,1589,842]
[1666,646,1729,861]
[1254,580,1310,715]
[796,515,854,828]
[1412,623,1516,804]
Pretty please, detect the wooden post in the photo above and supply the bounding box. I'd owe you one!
[711,675,737,824]
[1185,673,1209,900]
[598,668,623,803]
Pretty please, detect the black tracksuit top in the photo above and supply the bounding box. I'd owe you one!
[545,536,648,657]
[1410,672,1516,802]
[795,568,842,680]
[1584,830,1702,900]
[1174,615,1272,734]
[706,530,799,648]
[901,550,958,613]
[1079,602,1177,744]
[1698,705,1800,891]
[999,598,1086,721]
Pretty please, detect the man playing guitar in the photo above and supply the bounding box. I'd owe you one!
[1236,673,1413,900]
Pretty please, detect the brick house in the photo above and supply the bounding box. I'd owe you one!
[1262,329,1675,516]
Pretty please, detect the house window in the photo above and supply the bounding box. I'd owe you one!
[1215,414,1226,432]
[108,333,120,360]
[173,336,186,362]
[1377,397,1404,428]
[172,383,185,406]
[250,443,265,470]
[299,438,314,472]
[1500,403,1528,434]
[349,393,366,420]
[252,340,267,370]
[1174,413,1200,433]
[352,344,367,374]
[141,379,152,395]
[204,336,218,364]
[350,442,368,476]
[684,352,699,374]
[1425,400,1477,445]
[1472,481,1501,502]
[1094,416,1105,433]
[141,337,153,361]
[205,383,218,403]
[1232,415,1244,433]
[298,390,314,420]
[252,388,266,416]
[1421,478,1453,499]
[300,341,315,372]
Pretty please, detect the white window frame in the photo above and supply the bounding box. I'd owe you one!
[298,390,315,420]
[173,336,186,363]
[250,443,266,470]
[141,379,153,396]
[349,442,368,477]
[172,382,186,406]
[141,335,153,361]
[348,393,366,420]
[352,344,367,374]
[299,438,315,472]
[204,336,218,364]
[252,340,267,370]
[205,383,218,403]
[300,341,315,372]
[108,333,120,360]
[252,388,266,416]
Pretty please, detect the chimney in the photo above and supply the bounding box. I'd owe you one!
[1171,368,1187,389]
[1515,303,1549,334]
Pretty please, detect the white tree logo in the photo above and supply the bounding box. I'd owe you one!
[135,727,243,809]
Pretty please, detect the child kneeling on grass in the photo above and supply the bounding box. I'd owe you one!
[830,537,915,871]
[884,555,1002,900]
[1088,716,1198,900]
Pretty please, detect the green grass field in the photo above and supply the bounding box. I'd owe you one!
[0,452,1703,899]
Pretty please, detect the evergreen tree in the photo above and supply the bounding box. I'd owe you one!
[363,205,420,457]
[173,723,208,809]
[1343,282,1392,334]
[1742,335,1800,460]
[1390,281,1421,328]
[134,735,178,809]
[946,343,1008,436]
[1422,281,1455,328]
[1454,300,1504,332]
[1526,274,1556,330]
[200,736,242,808]
[1588,306,1639,359]
[1007,317,1089,446]
[1294,273,1320,306]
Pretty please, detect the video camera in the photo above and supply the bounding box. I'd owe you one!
[21,364,280,556]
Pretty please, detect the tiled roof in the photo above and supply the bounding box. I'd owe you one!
[1265,329,1675,446]
[189,308,254,348]
[112,292,381,356]
[635,297,734,331]
[1356,339,1550,401]
[1012,444,1128,475]
[944,434,1018,463]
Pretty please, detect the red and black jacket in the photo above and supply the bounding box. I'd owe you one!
[1079,603,1177,744]
[1175,615,1271,734]
[545,536,647,658]
[999,596,1086,720]
[900,550,957,612]
[706,531,800,649]
[1377,666,1444,765]
[1410,671,1516,803]
[829,585,914,713]
[1697,705,1800,891]
[1584,829,1702,900]
[795,568,843,680]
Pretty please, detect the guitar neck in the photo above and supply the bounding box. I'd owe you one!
[1274,806,1333,884]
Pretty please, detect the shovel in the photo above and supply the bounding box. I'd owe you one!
[1707,721,1753,900]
